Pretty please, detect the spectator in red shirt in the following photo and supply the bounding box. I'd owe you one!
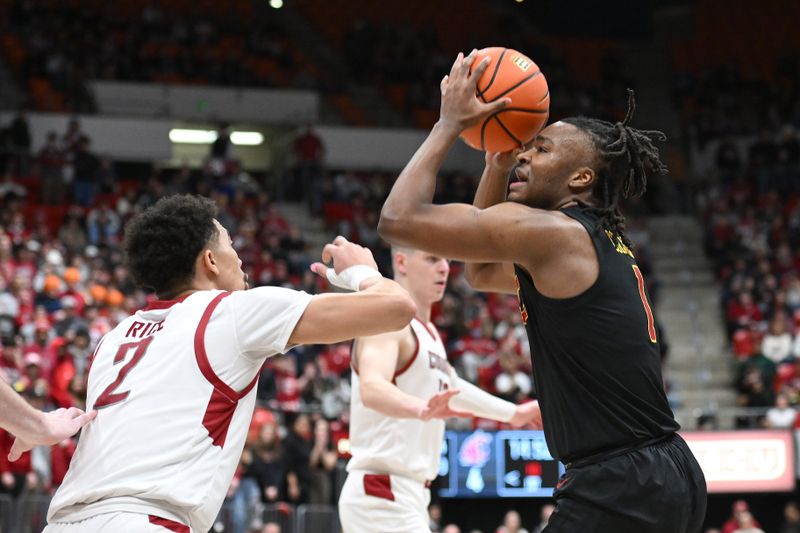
[38,131,66,206]
[0,426,36,497]
[49,436,77,489]
[50,340,76,409]
[18,352,49,400]
[23,319,55,377]
[722,500,763,533]
[727,292,763,335]
[292,125,325,210]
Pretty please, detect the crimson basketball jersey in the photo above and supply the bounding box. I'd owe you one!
[48,287,312,532]
[347,318,451,482]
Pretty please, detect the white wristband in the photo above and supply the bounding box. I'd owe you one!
[326,265,382,292]
[449,375,516,423]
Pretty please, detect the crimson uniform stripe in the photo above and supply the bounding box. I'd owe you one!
[148,515,190,533]
[363,474,395,501]
[392,328,419,383]
[195,291,259,447]
[632,265,657,343]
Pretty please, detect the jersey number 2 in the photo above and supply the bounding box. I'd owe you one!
[632,265,657,343]
[94,336,154,409]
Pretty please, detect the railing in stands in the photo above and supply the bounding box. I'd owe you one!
[14,494,50,533]
[0,494,14,533]
[295,504,340,533]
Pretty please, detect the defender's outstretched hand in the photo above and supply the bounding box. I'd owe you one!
[439,50,511,132]
[418,389,471,421]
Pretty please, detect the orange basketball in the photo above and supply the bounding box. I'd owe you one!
[460,47,550,153]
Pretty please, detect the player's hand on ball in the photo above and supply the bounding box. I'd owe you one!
[419,389,471,421]
[509,400,542,429]
[485,150,519,172]
[439,50,511,131]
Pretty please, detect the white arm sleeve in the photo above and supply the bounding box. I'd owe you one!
[228,286,313,357]
[448,370,516,423]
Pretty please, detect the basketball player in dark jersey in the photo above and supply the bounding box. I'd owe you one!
[378,50,707,532]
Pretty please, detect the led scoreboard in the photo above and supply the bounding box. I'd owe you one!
[438,430,565,498]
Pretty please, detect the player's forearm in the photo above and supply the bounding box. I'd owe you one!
[448,375,516,422]
[378,121,461,244]
[466,162,512,282]
[291,280,415,345]
[0,381,45,441]
[360,378,426,419]
[474,161,510,209]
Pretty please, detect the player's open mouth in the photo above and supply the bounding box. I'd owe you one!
[508,167,528,191]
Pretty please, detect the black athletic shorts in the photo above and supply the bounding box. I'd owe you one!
[545,433,707,533]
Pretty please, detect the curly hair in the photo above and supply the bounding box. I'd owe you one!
[562,89,667,247]
[123,195,219,296]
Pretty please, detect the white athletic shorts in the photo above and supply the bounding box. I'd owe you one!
[43,512,191,532]
[338,470,432,533]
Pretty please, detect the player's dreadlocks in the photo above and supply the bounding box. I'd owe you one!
[563,89,667,248]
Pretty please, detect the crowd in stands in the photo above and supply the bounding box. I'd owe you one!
[0,0,317,113]
[700,499,800,533]
[423,505,553,533]
[673,56,800,149]
[337,15,631,128]
[696,81,800,428]
[0,0,631,131]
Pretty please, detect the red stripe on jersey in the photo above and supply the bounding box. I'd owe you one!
[413,317,438,340]
[393,327,419,383]
[148,515,189,533]
[142,293,191,311]
[195,291,259,447]
[202,388,237,448]
[363,474,395,501]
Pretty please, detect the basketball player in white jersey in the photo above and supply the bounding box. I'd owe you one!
[339,247,541,533]
[0,379,96,461]
[44,195,416,533]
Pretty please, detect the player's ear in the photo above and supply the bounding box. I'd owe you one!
[201,248,219,276]
[393,250,408,275]
[568,167,595,193]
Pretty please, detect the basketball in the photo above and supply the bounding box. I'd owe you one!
[460,47,550,153]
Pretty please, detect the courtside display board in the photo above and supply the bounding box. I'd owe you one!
[683,430,796,493]
[438,430,564,498]
[438,430,797,498]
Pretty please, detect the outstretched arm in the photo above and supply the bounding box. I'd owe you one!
[357,330,465,420]
[446,366,542,428]
[288,237,416,345]
[0,381,96,461]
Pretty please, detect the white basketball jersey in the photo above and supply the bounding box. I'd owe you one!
[348,318,451,482]
[48,287,312,532]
